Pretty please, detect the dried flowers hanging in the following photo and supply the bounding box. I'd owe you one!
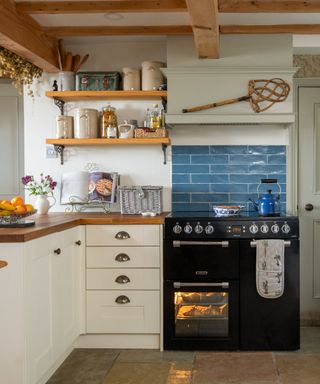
[0,47,43,97]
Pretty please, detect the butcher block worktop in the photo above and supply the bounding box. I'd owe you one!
[0,212,168,243]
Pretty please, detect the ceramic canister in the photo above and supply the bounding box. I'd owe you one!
[58,71,75,91]
[141,61,165,91]
[55,115,74,138]
[74,108,98,138]
[122,67,141,90]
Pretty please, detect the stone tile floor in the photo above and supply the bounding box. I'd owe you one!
[47,327,320,384]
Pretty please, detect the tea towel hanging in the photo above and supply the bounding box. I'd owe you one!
[256,239,285,299]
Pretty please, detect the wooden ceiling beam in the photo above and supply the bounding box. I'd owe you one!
[219,1,320,13]
[186,0,219,59]
[221,24,320,34]
[0,0,59,72]
[16,0,187,14]
[44,25,193,37]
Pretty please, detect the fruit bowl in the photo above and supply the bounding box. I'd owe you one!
[0,210,37,225]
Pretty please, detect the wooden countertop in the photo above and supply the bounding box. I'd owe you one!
[0,212,169,243]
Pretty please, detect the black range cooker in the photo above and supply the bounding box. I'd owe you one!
[163,212,299,351]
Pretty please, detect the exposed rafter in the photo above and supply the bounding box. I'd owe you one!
[221,24,320,34]
[16,0,187,14]
[16,0,320,14]
[219,0,320,13]
[44,25,193,37]
[0,0,59,72]
[185,0,219,59]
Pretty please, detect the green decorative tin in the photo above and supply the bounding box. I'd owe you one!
[76,72,121,91]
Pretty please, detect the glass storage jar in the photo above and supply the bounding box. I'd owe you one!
[100,104,118,138]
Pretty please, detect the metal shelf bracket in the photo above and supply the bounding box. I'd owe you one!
[162,144,168,165]
[54,145,65,165]
[53,98,65,115]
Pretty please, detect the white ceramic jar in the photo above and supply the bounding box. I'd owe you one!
[58,71,75,91]
[74,108,98,139]
[141,61,165,91]
[122,67,141,90]
[55,115,74,138]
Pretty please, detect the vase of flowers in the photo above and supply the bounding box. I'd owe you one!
[22,174,57,214]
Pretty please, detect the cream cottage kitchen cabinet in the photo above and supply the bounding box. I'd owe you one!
[0,227,85,384]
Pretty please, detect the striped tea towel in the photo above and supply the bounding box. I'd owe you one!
[256,239,285,299]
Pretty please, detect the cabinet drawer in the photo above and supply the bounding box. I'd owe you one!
[86,290,160,334]
[87,269,160,290]
[86,225,160,246]
[86,247,160,268]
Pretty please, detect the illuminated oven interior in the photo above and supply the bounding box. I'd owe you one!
[174,292,229,338]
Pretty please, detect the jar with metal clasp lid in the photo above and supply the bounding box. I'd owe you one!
[100,104,118,138]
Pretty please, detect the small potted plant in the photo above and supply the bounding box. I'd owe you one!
[22,174,57,214]
[0,48,42,97]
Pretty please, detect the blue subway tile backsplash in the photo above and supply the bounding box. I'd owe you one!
[172,145,286,212]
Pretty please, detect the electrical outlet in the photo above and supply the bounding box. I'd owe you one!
[46,145,58,159]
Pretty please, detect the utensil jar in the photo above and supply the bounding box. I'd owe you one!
[74,108,98,139]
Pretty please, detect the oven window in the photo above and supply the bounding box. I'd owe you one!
[174,292,229,337]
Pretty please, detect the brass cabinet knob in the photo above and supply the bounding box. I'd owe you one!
[115,295,130,304]
[115,275,130,284]
[54,248,61,255]
[115,231,130,240]
[115,253,130,262]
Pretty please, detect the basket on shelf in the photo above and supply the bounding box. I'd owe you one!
[118,186,163,214]
[134,128,168,138]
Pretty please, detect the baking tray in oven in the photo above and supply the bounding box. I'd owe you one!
[176,304,228,320]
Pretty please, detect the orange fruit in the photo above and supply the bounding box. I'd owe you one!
[14,205,27,214]
[25,204,34,213]
[1,200,11,205]
[11,196,24,207]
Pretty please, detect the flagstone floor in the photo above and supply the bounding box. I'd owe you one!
[46,327,320,384]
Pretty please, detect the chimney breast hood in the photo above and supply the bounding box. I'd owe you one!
[162,66,296,126]
[163,36,296,126]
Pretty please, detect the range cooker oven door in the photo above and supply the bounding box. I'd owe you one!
[164,280,239,350]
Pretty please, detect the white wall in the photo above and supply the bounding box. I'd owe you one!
[23,36,293,212]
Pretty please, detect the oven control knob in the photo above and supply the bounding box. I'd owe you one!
[260,224,269,234]
[249,224,259,234]
[194,224,203,234]
[271,224,280,234]
[281,223,291,234]
[184,224,193,234]
[173,224,182,234]
[205,225,214,235]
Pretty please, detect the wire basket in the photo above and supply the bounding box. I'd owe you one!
[0,210,37,225]
[118,186,163,215]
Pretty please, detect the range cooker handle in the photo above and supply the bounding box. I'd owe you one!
[174,282,229,289]
[173,240,229,248]
[250,240,291,248]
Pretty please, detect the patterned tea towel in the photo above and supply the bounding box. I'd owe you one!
[256,239,285,299]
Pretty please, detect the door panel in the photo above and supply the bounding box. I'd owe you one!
[298,87,320,317]
[0,81,24,199]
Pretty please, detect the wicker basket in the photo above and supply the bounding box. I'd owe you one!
[134,128,167,138]
[118,186,163,214]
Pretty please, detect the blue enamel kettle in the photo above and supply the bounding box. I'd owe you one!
[249,179,281,216]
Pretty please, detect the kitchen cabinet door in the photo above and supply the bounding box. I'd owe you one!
[52,227,84,359]
[25,233,58,384]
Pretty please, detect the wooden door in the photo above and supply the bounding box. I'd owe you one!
[0,80,24,200]
[298,86,320,323]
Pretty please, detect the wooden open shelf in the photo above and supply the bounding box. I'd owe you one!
[46,137,170,165]
[45,90,167,102]
[46,137,170,146]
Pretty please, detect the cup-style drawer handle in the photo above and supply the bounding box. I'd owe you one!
[115,295,130,304]
[115,231,130,240]
[54,248,61,255]
[75,240,82,246]
[115,275,131,284]
[115,253,131,262]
